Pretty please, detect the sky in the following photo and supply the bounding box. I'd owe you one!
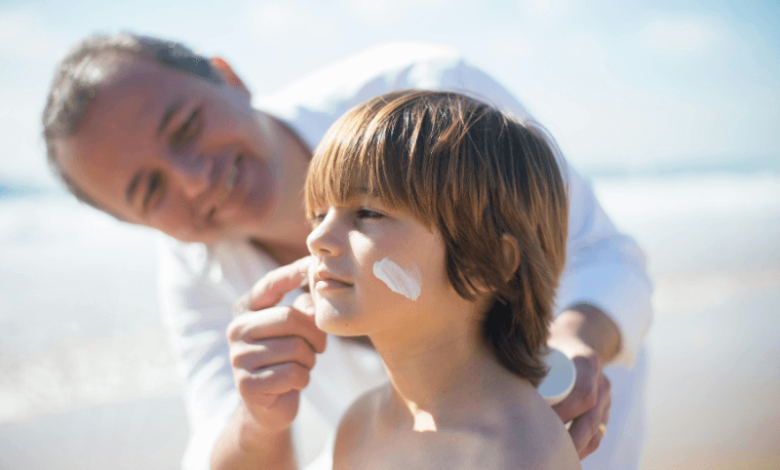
[0,0,778,184]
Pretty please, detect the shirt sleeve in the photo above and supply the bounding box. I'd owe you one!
[156,237,280,470]
[554,165,653,368]
[412,54,654,367]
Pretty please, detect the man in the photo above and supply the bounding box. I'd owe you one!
[44,33,652,470]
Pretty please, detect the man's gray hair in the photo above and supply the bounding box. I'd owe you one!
[41,32,223,213]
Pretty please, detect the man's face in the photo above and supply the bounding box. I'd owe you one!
[55,58,287,244]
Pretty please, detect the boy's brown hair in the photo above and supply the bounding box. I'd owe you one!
[305,90,568,386]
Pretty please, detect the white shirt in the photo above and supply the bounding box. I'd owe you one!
[157,42,653,470]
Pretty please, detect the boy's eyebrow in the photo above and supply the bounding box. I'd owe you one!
[157,99,185,137]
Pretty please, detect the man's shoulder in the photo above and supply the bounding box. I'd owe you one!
[257,41,465,111]
[257,41,475,152]
[288,41,461,87]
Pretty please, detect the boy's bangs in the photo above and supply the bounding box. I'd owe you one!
[305,108,418,219]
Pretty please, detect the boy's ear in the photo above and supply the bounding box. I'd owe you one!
[210,57,251,98]
[501,234,521,281]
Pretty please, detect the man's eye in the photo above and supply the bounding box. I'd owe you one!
[143,171,165,211]
[170,107,202,151]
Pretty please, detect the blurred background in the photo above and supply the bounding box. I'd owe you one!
[0,0,778,469]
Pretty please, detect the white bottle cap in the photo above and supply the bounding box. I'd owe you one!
[539,348,577,406]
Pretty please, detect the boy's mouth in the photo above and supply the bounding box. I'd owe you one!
[313,268,353,291]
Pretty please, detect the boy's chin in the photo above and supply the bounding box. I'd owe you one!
[314,307,367,337]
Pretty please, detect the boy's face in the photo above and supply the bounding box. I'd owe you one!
[306,197,470,340]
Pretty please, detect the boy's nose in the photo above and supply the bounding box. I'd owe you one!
[307,213,344,258]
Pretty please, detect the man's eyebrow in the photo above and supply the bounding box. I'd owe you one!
[125,170,144,205]
[157,99,185,136]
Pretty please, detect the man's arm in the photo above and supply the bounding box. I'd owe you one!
[158,239,324,470]
[212,257,326,470]
[212,404,296,470]
[554,165,653,367]
[548,304,618,459]
[551,303,621,365]
[157,238,247,470]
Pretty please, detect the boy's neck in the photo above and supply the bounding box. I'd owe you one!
[369,307,537,431]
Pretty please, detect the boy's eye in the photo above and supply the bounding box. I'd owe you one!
[309,213,325,227]
[357,208,383,220]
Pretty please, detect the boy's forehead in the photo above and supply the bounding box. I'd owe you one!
[314,188,370,206]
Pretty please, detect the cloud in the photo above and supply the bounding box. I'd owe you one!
[345,0,445,25]
[248,1,337,40]
[517,0,579,21]
[0,8,67,61]
[525,0,555,16]
[640,18,718,52]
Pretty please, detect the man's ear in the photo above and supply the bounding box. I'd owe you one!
[501,234,521,281]
[210,57,251,99]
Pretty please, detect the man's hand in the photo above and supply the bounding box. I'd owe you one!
[227,256,327,435]
[550,339,611,459]
[548,304,620,460]
[213,257,324,470]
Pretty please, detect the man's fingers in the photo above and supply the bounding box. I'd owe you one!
[228,306,327,354]
[553,355,600,423]
[248,257,312,311]
[579,424,605,459]
[568,374,612,459]
[235,362,312,400]
[231,336,318,372]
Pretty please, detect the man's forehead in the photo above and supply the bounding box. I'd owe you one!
[95,59,182,117]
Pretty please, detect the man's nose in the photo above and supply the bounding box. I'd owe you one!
[167,155,211,199]
[307,212,344,258]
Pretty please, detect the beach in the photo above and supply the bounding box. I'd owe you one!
[1,171,778,469]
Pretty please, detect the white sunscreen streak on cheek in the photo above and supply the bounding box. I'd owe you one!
[373,257,422,301]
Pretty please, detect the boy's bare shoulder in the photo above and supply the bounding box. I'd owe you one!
[504,400,582,470]
[332,385,388,470]
[333,385,581,470]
